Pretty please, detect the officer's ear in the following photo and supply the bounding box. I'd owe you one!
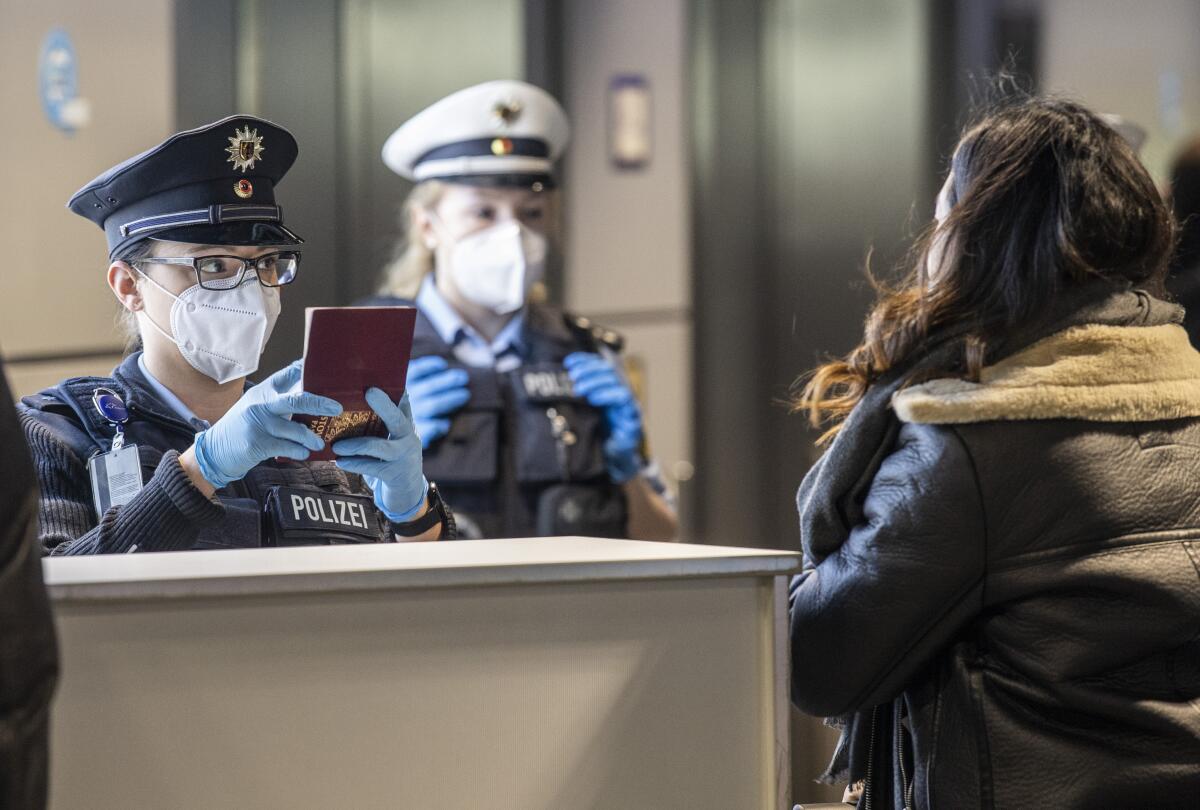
[412,206,439,251]
[107,261,143,314]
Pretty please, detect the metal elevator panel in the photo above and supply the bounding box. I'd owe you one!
[219,0,525,376]
[758,0,933,535]
[338,0,526,307]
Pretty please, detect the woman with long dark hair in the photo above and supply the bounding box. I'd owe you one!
[789,97,1200,809]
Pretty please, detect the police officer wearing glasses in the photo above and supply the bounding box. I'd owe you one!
[19,116,452,555]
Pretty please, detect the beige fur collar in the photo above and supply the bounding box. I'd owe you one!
[892,324,1200,425]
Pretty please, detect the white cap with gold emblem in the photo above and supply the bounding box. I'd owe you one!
[382,80,570,189]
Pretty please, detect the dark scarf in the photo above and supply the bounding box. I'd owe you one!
[792,281,1183,790]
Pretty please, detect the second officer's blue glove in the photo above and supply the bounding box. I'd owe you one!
[193,361,343,488]
[332,389,428,522]
[406,355,471,449]
[564,352,644,484]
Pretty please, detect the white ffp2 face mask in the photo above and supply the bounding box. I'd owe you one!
[135,271,281,384]
[439,220,548,315]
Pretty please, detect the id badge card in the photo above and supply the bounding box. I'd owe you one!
[88,444,144,520]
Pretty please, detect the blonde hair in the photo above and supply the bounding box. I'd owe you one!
[378,180,448,299]
[114,239,157,351]
[116,307,140,350]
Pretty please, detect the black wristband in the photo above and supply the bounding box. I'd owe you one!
[391,482,455,539]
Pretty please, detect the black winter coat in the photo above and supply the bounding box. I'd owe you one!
[790,318,1200,809]
[0,356,58,808]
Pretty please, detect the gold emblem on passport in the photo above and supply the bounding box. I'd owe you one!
[306,410,379,445]
[491,99,523,127]
[491,137,515,156]
[234,178,254,199]
[226,126,265,173]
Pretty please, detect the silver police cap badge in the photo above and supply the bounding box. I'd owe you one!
[226,125,265,173]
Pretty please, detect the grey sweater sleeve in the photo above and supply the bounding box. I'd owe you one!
[20,412,224,555]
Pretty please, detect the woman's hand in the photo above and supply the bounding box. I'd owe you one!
[564,352,644,483]
[405,355,471,448]
[191,361,342,489]
[332,389,428,522]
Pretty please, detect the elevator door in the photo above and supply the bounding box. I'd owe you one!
[224,0,525,375]
[691,0,937,802]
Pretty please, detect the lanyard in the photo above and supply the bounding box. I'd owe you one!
[92,387,130,451]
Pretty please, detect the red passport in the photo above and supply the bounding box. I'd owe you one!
[292,306,417,461]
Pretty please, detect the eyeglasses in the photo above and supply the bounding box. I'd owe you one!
[131,251,301,290]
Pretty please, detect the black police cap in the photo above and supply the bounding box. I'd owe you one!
[68,114,303,259]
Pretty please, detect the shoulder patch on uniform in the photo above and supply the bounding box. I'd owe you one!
[594,327,624,352]
[21,392,72,413]
[564,313,624,352]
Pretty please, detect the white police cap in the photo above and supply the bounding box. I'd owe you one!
[382,80,570,188]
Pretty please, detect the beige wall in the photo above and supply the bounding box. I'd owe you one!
[0,0,173,394]
[561,0,694,495]
[1041,0,1200,182]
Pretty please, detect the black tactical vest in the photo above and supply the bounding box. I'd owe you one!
[381,298,628,539]
[22,354,393,549]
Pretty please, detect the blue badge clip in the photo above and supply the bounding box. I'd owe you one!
[92,388,130,451]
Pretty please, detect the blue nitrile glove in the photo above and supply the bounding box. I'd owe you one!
[406,355,471,449]
[193,361,343,488]
[563,352,644,484]
[332,388,428,522]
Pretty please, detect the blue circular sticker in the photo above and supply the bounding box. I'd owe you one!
[39,28,79,133]
[94,392,129,425]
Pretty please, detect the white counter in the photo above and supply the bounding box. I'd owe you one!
[46,535,801,600]
[45,538,801,810]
